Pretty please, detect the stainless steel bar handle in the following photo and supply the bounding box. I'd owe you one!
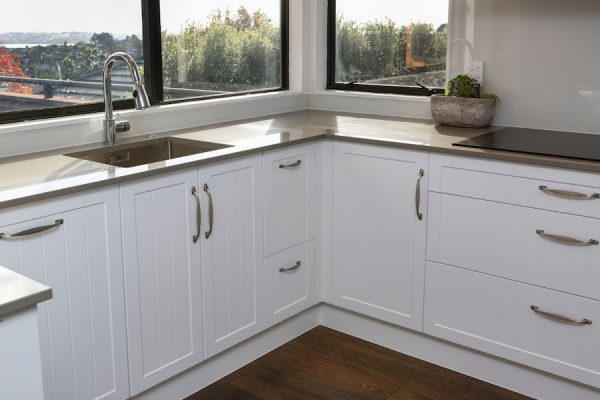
[535,229,599,246]
[279,261,301,273]
[191,186,201,243]
[0,219,64,239]
[279,160,302,169]
[530,305,592,325]
[204,183,214,239]
[415,169,424,221]
[538,185,600,200]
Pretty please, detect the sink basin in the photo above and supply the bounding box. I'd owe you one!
[66,137,232,168]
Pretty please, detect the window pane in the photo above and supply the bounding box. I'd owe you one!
[161,0,282,101]
[334,0,447,90]
[0,1,143,115]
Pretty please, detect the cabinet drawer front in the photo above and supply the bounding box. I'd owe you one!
[424,262,600,388]
[427,193,600,299]
[263,142,316,256]
[430,154,600,218]
[265,241,316,327]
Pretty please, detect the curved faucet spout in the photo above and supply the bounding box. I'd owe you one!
[103,52,150,145]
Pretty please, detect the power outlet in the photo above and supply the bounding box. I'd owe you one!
[469,61,484,82]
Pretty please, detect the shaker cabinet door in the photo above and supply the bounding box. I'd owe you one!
[199,155,265,358]
[331,142,428,331]
[120,168,204,395]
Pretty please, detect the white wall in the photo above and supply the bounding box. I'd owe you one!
[449,0,600,133]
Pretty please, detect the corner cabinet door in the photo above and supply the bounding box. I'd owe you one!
[331,142,428,331]
[199,154,265,358]
[0,187,128,400]
[120,168,203,395]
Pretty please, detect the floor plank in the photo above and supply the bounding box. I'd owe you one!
[186,327,534,400]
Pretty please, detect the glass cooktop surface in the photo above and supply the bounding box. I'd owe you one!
[453,127,600,162]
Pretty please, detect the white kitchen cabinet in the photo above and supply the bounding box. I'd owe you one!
[0,308,45,400]
[120,168,204,395]
[330,142,428,330]
[263,142,316,256]
[424,261,600,389]
[199,154,265,358]
[0,187,128,400]
[264,241,316,327]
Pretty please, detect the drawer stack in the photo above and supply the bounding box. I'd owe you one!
[426,154,600,388]
[262,142,317,327]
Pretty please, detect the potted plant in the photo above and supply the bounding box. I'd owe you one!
[430,74,499,128]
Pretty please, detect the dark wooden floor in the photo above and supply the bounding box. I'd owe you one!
[186,326,534,400]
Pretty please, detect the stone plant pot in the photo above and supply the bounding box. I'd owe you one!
[430,94,496,128]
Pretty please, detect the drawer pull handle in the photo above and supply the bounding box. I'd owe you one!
[535,229,599,246]
[538,185,600,200]
[0,219,64,239]
[191,186,201,243]
[279,160,302,169]
[279,261,301,273]
[530,305,592,325]
[204,184,214,239]
[415,169,424,221]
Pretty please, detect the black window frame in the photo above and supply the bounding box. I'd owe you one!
[326,0,445,97]
[0,0,289,125]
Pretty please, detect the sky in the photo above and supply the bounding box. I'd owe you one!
[0,0,447,36]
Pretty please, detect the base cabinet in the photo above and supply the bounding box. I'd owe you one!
[120,168,204,395]
[330,142,428,330]
[199,154,265,358]
[0,187,128,400]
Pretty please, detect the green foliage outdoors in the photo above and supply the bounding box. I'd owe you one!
[335,14,447,87]
[161,7,281,93]
[4,7,450,94]
[12,35,143,80]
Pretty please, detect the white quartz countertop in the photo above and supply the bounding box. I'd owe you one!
[1,110,599,210]
[0,265,52,318]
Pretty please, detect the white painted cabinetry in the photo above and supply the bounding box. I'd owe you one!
[424,261,600,389]
[0,308,45,400]
[120,168,203,395]
[0,187,128,400]
[264,239,315,327]
[263,142,316,256]
[198,154,265,358]
[330,142,428,330]
[263,143,317,327]
[426,153,600,389]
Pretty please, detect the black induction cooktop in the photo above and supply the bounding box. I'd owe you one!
[453,127,600,162]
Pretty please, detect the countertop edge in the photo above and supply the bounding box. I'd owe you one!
[0,266,53,319]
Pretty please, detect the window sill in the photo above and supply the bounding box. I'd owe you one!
[309,90,433,120]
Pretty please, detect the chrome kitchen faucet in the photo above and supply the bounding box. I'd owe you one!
[103,52,150,145]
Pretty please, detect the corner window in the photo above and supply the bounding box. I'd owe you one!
[327,0,448,96]
[0,0,288,124]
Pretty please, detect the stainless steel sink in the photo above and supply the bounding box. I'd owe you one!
[66,137,232,168]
